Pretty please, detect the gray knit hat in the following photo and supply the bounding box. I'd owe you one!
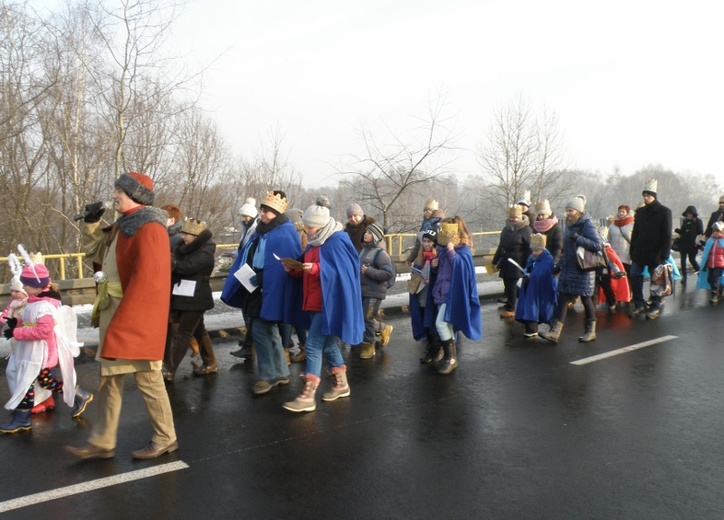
[365,222,384,244]
[302,196,332,228]
[347,203,363,218]
[115,172,155,206]
[566,195,586,213]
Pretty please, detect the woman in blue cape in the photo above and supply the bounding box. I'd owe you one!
[282,197,364,413]
[431,216,482,375]
[515,233,557,338]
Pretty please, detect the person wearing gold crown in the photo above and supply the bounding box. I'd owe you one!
[163,218,218,380]
[628,179,672,320]
[221,190,303,395]
[66,172,177,460]
[514,233,558,338]
[492,204,532,318]
[430,216,482,374]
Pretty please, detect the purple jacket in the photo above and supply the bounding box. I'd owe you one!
[432,244,458,305]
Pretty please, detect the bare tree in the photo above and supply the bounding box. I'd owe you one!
[477,94,572,222]
[339,94,460,231]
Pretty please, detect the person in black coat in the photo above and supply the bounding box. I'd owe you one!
[533,199,563,263]
[704,195,724,238]
[493,205,532,318]
[674,205,703,281]
[163,219,217,381]
[628,180,672,320]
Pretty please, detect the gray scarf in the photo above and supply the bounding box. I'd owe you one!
[307,218,344,247]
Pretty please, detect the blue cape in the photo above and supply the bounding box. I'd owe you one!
[515,249,558,325]
[221,221,303,325]
[697,238,724,290]
[409,269,438,341]
[443,246,482,341]
[297,231,364,345]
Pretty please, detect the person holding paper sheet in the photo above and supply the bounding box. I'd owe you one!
[221,190,303,396]
[409,229,443,364]
[492,205,532,319]
[163,218,217,381]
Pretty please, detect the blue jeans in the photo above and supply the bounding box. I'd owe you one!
[252,318,290,381]
[304,312,345,378]
[630,262,661,309]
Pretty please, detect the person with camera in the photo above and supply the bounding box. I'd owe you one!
[66,172,177,460]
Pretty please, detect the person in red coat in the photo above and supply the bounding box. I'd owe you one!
[66,172,177,461]
[597,243,631,310]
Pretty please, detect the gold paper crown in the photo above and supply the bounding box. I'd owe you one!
[261,190,289,214]
[31,252,44,265]
[437,222,460,246]
[643,178,657,194]
[424,199,439,211]
[534,199,552,216]
[508,204,523,218]
[181,218,206,236]
[530,233,547,249]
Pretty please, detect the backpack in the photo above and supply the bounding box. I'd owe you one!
[373,248,397,289]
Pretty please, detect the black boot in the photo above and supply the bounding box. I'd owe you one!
[419,336,443,364]
[437,339,457,375]
[0,410,32,434]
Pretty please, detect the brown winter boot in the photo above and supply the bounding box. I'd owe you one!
[437,339,458,375]
[578,319,597,343]
[282,374,320,413]
[290,344,306,363]
[540,320,563,343]
[360,342,376,359]
[322,366,351,402]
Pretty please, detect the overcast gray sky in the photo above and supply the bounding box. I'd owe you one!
[168,0,724,187]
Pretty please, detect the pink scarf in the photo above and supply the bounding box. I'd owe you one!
[533,215,558,233]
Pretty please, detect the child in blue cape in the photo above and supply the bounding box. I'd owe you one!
[431,216,482,375]
[515,233,558,338]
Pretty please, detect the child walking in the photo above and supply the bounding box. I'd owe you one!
[514,233,558,338]
[697,221,724,303]
[1,261,91,434]
[2,273,55,414]
[409,229,443,364]
[431,216,482,374]
[358,222,394,359]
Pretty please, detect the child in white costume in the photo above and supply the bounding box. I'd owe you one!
[1,259,91,434]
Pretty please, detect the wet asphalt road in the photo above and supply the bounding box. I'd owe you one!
[0,281,723,519]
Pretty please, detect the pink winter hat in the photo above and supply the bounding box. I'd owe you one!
[19,264,50,288]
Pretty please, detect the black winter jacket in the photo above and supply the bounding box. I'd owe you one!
[630,199,672,267]
[493,219,532,279]
[674,206,703,254]
[171,229,216,311]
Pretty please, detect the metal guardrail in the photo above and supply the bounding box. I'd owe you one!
[0,231,501,281]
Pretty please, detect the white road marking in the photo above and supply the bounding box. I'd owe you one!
[570,335,678,365]
[0,460,189,513]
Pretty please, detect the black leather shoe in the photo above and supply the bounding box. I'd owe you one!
[65,443,115,460]
[131,440,178,460]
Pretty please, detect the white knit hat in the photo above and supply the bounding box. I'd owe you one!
[566,195,587,213]
[9,276,26,294]
[302,196,332,228]
[239,197,258,218]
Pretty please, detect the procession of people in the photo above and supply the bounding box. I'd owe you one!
[0,174,719,464]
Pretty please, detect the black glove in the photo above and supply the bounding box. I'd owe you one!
[3,318,16,340]
[569,232,579,240]
[553,264,561,276]
[84,201,106,223]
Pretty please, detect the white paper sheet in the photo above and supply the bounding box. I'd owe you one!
[172,279,197,297]
[234,263,259,293]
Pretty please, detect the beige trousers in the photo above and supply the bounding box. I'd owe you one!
[88,370,176,450]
